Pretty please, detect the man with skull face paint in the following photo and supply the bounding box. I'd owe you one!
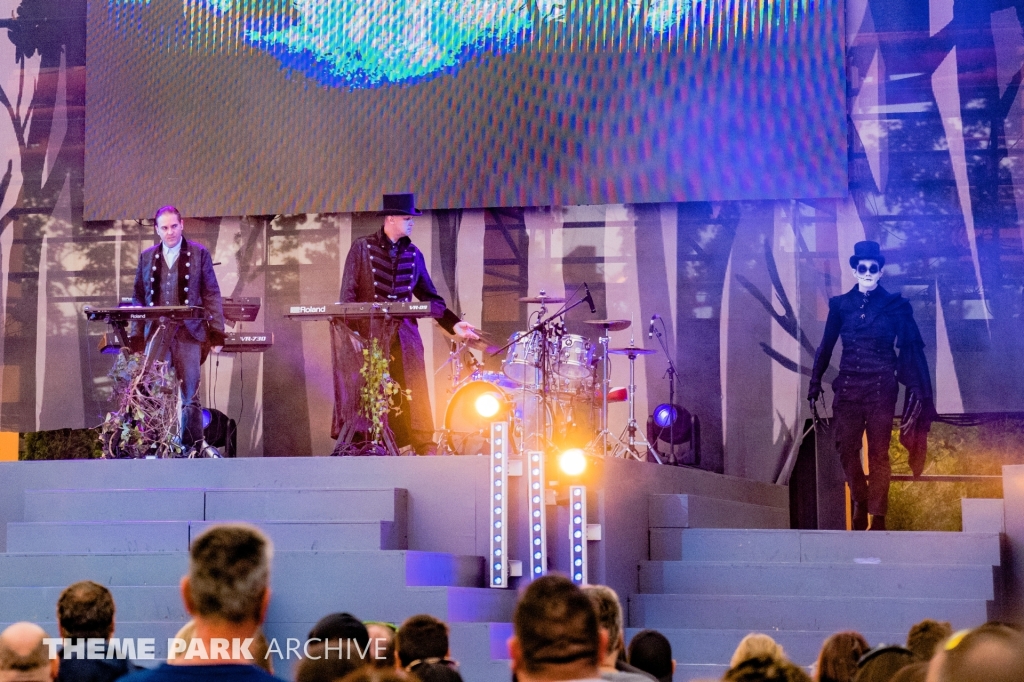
[808,241,932,530]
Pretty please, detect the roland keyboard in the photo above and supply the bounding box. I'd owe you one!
[83,305,207,322]
[285,300,445,321]
[221,332,273,353]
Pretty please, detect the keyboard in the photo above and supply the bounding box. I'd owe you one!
[83,305,207,322]
[285,300,445,321]
[221,332,273,353]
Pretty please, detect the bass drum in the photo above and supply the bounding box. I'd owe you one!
[444,371,549,455]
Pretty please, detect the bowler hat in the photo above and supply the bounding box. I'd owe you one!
[381,193,423,216]
[849,241,885,268]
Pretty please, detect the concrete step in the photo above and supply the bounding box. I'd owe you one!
[638,561,995,600]
[675,663,729,681]
[961,498,1004,534]
[449,623,515,680]
[2,580,514,630]
[629,593,989,632]
[7,520,406,553]
[623,627,906,667]
[203,489,408,524]
[0,551,483,588]
[650,529,1001,565]
[649,494,789,529]
[22,488,407,524]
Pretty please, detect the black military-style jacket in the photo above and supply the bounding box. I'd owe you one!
[339,228,460,334]
[809,285,931,403]
[131,238,225,343]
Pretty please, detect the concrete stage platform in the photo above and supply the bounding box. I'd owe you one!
[3,457,1013,680]
[0,456,787,680]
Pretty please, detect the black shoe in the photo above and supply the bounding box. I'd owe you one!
[869,515,886,531]
[852,502,869,531]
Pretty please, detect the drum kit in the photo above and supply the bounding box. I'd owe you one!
[439,288,659,461]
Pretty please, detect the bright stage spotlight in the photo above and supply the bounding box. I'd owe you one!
[475,392,502,418]
[647,403,699,466]
[558,448,587,476]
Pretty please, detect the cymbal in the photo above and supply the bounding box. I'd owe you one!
[584,319,630,332]
[607,346,657,356]
[519,295,566,304]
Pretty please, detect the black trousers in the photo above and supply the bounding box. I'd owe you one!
[388,321,435,452]
[833,390,898,516]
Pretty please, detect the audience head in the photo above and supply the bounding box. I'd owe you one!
[731,633,786,668]
[364,623,396,669]
[404,661,462,682]
[184,523,273,626]
[295,641,368,682]
[0,623,57,682]
[817,631,871,682]
[906,621,952,662]
[891,662,928,682]
[56,581,116,641]
[854,645,916,682]
[926,624,1024,682]
[396,615,449,670]
[581,584,625,660]
[308,613,371,651]
[509,574,603,682]
[724,655,812,682]
[627,630,674,682]
[337,669,411,682]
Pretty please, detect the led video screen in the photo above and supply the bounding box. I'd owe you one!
[85,0,846,220]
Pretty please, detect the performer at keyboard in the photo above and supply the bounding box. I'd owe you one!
[340,193,479,455]
[131,206,225,456]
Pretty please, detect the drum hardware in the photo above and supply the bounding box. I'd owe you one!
[607,340,657,461]
[491,285,597,457]
[581,319,630,457]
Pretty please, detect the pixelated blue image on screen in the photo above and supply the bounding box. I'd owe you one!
[85,0,846,219]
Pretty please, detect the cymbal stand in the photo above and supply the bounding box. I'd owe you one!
[611,335,653,461]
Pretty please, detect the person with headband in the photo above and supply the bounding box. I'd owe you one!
[808,241,932,531]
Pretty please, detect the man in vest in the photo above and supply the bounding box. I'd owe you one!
[340,193,479,455]
[131,206,225,456]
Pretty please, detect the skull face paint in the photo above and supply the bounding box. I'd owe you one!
[854,259,882,292]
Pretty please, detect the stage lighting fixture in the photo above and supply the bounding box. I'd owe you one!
[474,393,501,418]
[201,408,236,457]
[488,421,509,588]
[647,403,700,466]
[569,485,588,585]
[526,451,547,579]
[558,448,587,476]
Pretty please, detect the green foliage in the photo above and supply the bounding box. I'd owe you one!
[21,428,103,460]
[358,338,409,445]
[887,419,1024,531]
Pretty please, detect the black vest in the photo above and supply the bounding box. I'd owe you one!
[368,235,416,301]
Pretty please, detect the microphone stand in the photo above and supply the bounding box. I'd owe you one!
[650,317,679,464]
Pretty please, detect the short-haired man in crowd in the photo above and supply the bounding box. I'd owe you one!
[581,586,655,682]
[395,615,451,673]
[508,575,607,682]
[627,631,674,682]
[55,581,138,682]
[926,624,1024,682]
[0,623,58,682]
[119,524,282,682]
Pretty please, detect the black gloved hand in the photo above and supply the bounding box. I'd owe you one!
[807,385,823,403]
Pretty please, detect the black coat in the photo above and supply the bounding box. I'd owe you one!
[131,238,225,344]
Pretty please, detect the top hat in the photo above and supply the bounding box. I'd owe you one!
[380,193,423,216]
[849,241,885,268]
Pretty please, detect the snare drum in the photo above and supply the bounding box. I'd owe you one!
[502,331,553,386]
[555,334,594,379]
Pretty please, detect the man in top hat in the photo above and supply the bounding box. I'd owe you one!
[339,193,479,455]
[131,205,225,457]
[808,241,931,530]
